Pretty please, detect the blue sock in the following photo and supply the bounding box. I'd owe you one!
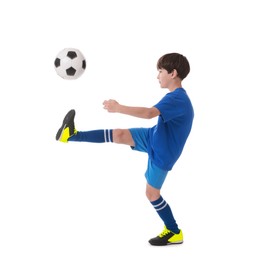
[68,129,113,143]
[151,196,180,234]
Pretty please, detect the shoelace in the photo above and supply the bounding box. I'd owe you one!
[159,227,171,238]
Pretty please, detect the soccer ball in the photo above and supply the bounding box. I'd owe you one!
[54,48,86,79]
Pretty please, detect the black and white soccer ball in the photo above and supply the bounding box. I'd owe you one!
[54,48,86,79]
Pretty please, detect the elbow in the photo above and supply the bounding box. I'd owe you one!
[146,112,154,119]
[146,108,158,119]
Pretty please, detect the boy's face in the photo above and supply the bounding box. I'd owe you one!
[157,68,174,89]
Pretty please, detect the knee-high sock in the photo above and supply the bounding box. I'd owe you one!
[151,196,180,234]
[68,129,113,143]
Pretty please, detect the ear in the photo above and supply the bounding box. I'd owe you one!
[171,69,178,79]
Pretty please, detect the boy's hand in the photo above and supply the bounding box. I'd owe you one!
[103,99,120,113]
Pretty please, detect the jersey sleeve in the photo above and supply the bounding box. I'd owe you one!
[154,93,185,122]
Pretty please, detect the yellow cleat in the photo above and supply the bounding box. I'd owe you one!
[56,109,77,143]
[149,226,183,246]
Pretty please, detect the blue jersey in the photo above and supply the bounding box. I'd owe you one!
[148,88,194,171]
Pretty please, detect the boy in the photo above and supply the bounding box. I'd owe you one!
[56,53,194,246]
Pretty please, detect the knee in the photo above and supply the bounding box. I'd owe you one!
[146,188,160,202]
[113,129,124,143]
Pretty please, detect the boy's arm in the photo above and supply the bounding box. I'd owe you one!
[103,99,160,119]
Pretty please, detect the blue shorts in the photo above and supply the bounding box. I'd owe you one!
[129,128,168,189]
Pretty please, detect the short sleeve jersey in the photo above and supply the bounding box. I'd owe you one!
[148,88,194,171]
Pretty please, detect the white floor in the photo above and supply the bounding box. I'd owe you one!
[1,1,260,259]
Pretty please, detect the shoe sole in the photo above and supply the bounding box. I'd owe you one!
[149,241,183,246]
[56,109,75,141]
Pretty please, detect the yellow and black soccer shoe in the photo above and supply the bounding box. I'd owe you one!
[149,226,183,246]
[56,109,77,143]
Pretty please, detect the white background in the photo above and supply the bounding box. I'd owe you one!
[1,0,260,259]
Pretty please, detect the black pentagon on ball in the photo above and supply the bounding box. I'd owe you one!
[66,67,77,76]
[54,58,61,67]
[82,60,86,69]
[67,51,77,59]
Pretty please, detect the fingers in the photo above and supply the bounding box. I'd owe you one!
[103,99,112,105]
[103,99,112,110]
[103,101,107,110]
[103,99,118,112]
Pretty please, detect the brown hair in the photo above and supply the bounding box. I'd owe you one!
[157,53,190,80]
